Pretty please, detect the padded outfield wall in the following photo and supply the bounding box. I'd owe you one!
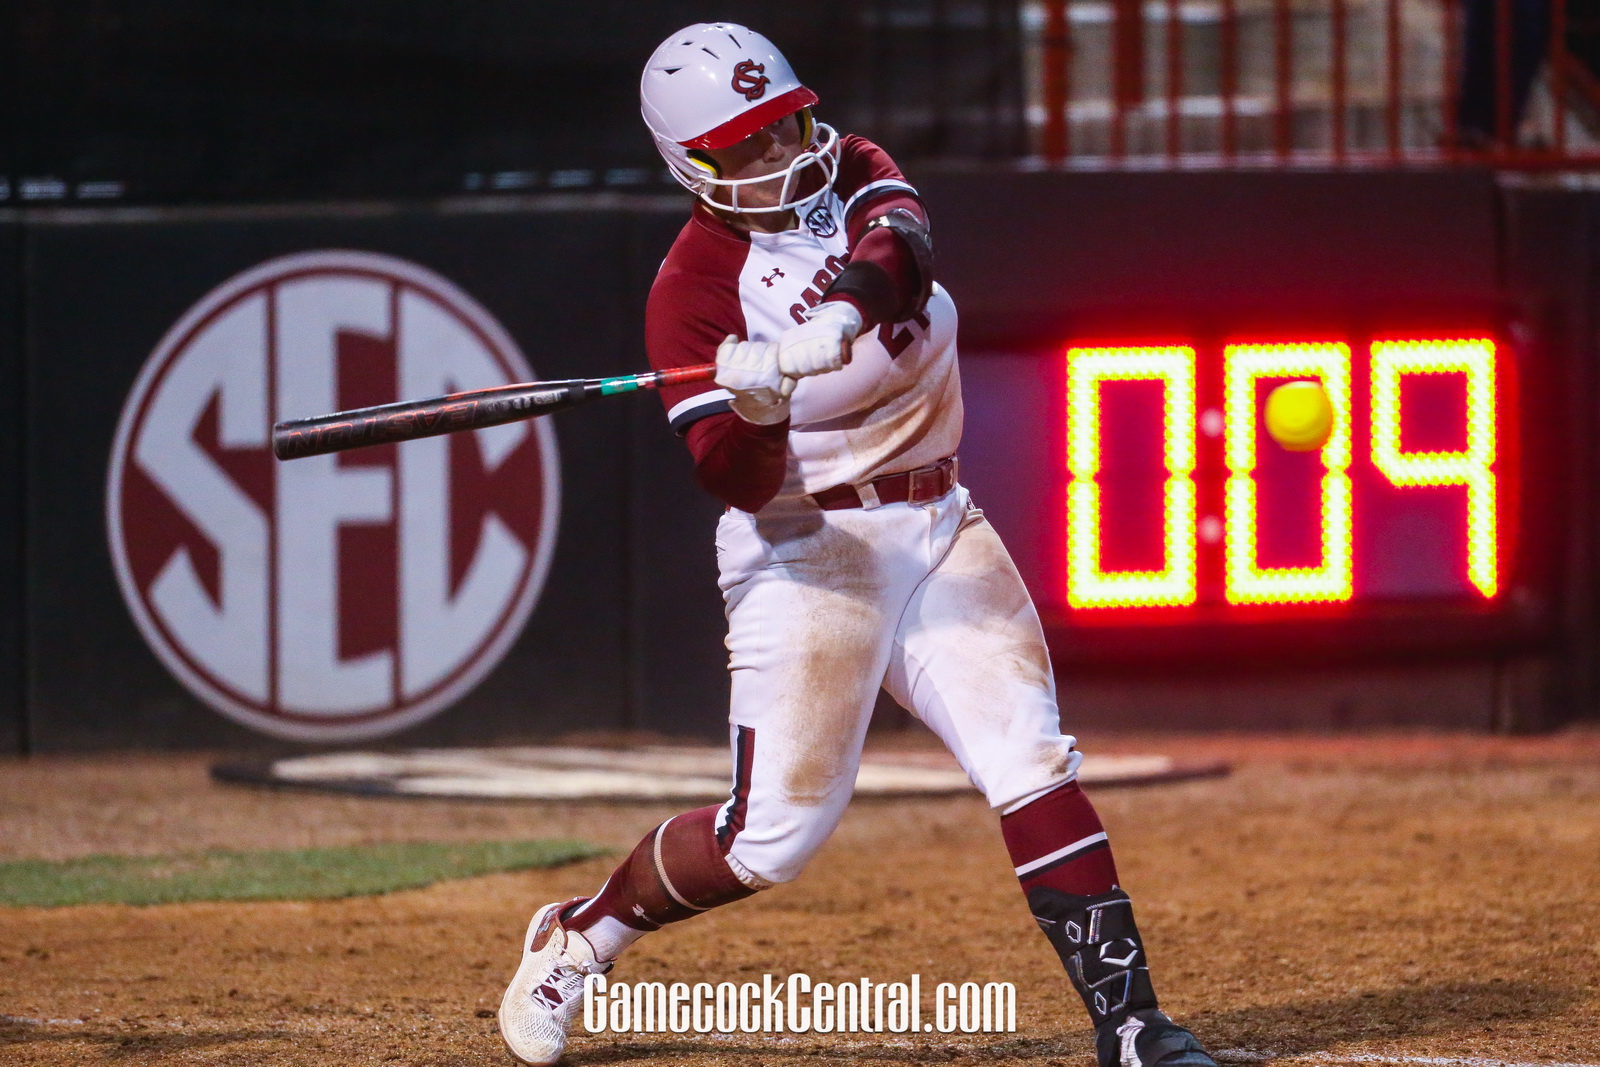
[0,170,1594,753]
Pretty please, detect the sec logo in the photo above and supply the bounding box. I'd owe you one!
[805,205,838,238]
[107,250,560,742]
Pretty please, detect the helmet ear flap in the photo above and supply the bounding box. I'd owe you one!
[798,107,815,147]
[687,150,720,177]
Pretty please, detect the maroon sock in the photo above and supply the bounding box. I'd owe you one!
[566,805,756,935]
[1001,780,1120,897]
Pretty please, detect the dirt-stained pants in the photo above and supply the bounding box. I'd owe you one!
[711,485,1082,885]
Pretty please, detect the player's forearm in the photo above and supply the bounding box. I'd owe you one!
[822,225,915,330]
[686,412,791,513]
[825,194,929,329]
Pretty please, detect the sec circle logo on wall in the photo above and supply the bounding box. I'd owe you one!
[107,250,561,742]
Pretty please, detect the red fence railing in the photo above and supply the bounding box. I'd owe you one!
[1034,0,1599,167]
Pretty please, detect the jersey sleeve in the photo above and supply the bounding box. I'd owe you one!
[833,135,929,242]
[686,411,790,513]
[645,242,747,436]
[822,136,931,327]
[646,214,790,510]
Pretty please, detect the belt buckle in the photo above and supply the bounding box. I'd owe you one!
[908,464,943,504]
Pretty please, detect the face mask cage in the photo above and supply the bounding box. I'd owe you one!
[655,122,840,216]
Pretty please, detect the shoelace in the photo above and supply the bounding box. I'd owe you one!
[530,960,610,1011]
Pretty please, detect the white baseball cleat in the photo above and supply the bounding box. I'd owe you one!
[498,898,611,1066]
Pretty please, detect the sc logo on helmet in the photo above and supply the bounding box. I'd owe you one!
[731,60,769,101]
[107,250,560,742]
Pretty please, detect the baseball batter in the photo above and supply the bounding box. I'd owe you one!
[499,24,1218,1067]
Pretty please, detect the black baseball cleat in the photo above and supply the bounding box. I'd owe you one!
[1095,1007,1218,1067]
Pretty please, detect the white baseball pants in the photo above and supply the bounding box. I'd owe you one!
[711,486,1082,885]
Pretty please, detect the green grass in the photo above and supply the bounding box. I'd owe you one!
[0,839,608,908]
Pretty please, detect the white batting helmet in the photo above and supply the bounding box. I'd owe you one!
[640,23,839,215]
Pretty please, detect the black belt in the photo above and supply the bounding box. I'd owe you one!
[811,456,959,511]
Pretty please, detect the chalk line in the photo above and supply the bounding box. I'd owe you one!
[1217,1050,1600,1067]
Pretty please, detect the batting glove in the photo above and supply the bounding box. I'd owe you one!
[777,300,863,381]
[715,334,791,425]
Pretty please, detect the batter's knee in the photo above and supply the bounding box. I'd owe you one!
[724,803,850,886]
[723,851,778,890]
[725,834,826,886]
[987,737,1083,813]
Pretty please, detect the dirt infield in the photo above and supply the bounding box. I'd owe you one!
[3,729,1599,1066]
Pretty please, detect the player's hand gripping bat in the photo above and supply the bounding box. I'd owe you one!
[271,363,716,460]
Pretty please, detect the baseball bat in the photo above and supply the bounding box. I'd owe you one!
[271,363,716,460]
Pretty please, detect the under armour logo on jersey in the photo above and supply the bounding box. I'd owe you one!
[805,205,838,238]
[762,267,785,287]
[731,60,769,101]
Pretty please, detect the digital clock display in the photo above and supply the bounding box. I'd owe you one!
[1058,337,1507,614]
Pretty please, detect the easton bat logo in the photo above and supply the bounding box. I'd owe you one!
[272,381,607,460]
[107,250,562,743]
[277,401,487,458]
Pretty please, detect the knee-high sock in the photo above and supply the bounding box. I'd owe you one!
[564,805,758,959]
[1001,779,1120,896]
[1005,781,1161,1028]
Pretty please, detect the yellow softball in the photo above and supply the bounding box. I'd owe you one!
[1264,380,1333,452]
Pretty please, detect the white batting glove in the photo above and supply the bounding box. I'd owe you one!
[777,300,863,381]
[715,334,791,425]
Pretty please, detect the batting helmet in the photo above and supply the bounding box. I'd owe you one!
[640,23,839,215]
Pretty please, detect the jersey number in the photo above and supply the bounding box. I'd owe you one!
[879,309,931,359]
